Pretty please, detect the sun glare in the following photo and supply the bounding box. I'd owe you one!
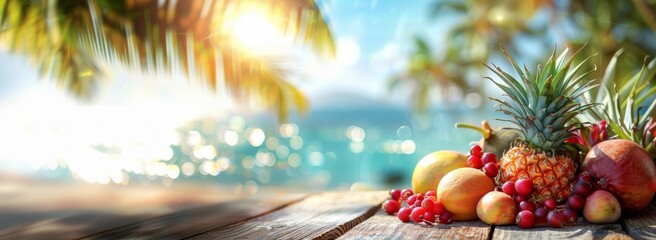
[231,11,281,55]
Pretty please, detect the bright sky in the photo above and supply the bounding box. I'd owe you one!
[0,0,441,112]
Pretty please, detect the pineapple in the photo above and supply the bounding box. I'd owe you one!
[486,47,597,203]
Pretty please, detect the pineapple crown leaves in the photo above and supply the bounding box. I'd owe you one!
[581,49,656,153]
[485,47,599,151]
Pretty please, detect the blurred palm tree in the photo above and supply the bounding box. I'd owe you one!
[387,36,470,113]
[0,0,335,121]
[421,0,656,101]
[389,0,546,112]
[429,0,547,66]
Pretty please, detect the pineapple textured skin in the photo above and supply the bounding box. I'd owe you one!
[500,144,575,202]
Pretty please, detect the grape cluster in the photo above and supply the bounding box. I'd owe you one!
[500,173,594,228]
[468,145,499,178]
[383,189,453,225]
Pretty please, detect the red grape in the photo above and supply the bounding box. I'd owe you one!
[433,201,446,215]
[382,200,401,215]
[483,162,499,178]
[470,145,483,157]
[423,211,436,224]
[516,210,535,229]
[421,198,435,210]
[481,152,498,165]
[573,181,593,197]
[410,207,426,223]
[514,194,529,205]
[390,189,401,201]
[407,195,419,205]
[398,207,412,222]
[544,198,557,211]
[519,201,537,213]
[567,194,585,211]
[547,210,568,228]
[515,179,533,196]
[502,181,517,196]
[425,190,437,198]
[438,211,453,224]
[401,189,414,201]
[467,155,483,169]
[577,173,593,183]
[562,208,578,224]
[534,207,549,226]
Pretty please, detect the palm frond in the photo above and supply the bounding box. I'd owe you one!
[579,50,656,151]
[0,0,335,122]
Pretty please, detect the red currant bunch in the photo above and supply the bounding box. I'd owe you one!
[467,145,499,179]
[384,188,453,226]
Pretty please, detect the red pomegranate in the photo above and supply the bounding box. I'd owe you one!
[580,139,656,213]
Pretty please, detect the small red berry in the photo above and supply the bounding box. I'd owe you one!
[421,198,435,210]
[481,152,498,165]
[502,181,517,196]
[519,201,537,213]
[573,181,593,197]
[544,198,557,211]
[382,200,401,215]
[547,210,568,228]
[470,145,483,157]
[390,189,401,200]
[534,207,549,226]
[423,211,436,224]
[514,194,529,205]
[515,179,533,196]
[562,208,578,224]
[410,207,426,223]
[578,173,593,183]
[516,210,535,229]
[433,201,446,215]
[407,195,418,205]
[467,155,483,169]
[438,211,453,224]
[483,162,499,178]
[425,190,437,197]
[567,194,585,211]
[398,207,412,222]
[401,189,414,201]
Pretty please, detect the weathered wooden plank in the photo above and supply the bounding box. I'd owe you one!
[624,201,656,239]
[187,191,389,240]
[80,193,307,240]
[0,178,256,239]
[494,221,631,240]
[338,211,491,240]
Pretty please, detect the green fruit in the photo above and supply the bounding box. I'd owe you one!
[456,120,518,157]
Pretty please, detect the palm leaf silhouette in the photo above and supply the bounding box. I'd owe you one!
[0,0,334,121]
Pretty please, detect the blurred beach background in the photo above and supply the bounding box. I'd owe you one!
[0,0,655,237]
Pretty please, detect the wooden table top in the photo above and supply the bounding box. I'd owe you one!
[3,187,656,239]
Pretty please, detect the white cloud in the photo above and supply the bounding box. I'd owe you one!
[336,36,361,66]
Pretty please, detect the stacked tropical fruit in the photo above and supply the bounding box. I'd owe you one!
[382,47,656,228]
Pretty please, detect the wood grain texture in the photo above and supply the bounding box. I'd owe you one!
[79,193,306,240]
[624,201,656,239]
[494,221,631,240]
[338,211,490,240]
[187,191,389,240]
